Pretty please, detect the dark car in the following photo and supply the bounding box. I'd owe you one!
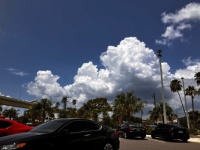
[151,123,190,142]
[0,118,34,137]
[117,122,146,139]
[0,118,120,150]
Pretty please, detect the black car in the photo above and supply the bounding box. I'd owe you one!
[0,118,120,150]
[117,122,146,139]
[151,123,190,142]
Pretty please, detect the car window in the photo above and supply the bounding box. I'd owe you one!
[0,121,12,128]
[65,121,87,132]
[87,121,101,131]
[30,121,64,133]
[62,120,101,133]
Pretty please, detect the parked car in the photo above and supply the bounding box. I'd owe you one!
[0,118,34,137]
[151,123,190,142]
[0,118,120,150]
[117,122,146,139]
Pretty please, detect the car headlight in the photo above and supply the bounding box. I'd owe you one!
[0,143,26,150]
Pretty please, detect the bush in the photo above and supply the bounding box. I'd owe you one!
[188,127,199,135]
[145,126,155,135]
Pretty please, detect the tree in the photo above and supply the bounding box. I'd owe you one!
[148,101,176,123]
[77,98,112,121]
[40,98,54,122]
[170,79,186,117]
[62,96,68,111]
[27,98,53,123]
[3,108,18,120]
[72,99,77,108]
[185,85,196,126]
[112,92,144,124]
[194,72,200,86]
[0,104,2,115]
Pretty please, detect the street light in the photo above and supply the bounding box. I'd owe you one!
[157,49,167,124]
[181,77,190,129]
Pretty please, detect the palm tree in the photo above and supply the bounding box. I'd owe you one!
[40,98,53,122]
[3,108,18,120]
[170,79,186,117]
[148,101,175,123]
[194,72,200,86]
[185,85,196,126]
[72,99,77,108]
[62,96,68,111]
[77,98,112,121]
[112,92,144,124]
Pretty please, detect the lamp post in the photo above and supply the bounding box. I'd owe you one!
[157,49,167,124]
[181,77,190,129]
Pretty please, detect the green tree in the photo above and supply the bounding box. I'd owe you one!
[40,98,54,122]
[26,98,53,123]
[3,108,18,120]
[25,102,42,123]
[0,104,2,115]
[194,72,200,86]
[170,79,186,117]
[72,99,77,108]
[77,98,112,121]
[185,85,196,126]
[62,96,68,111]
[148,101,176,123]
[112,92,144,124]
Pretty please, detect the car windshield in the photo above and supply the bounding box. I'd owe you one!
[30,120,64,133]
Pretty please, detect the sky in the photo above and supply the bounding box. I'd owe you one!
[0,0,200,119]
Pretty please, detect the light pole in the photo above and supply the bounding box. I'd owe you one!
[157,49,167,124]
[181,77,190,129]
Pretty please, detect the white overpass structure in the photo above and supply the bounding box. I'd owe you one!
[0,95,35,109]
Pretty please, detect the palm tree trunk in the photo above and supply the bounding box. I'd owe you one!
[191,98,195,126]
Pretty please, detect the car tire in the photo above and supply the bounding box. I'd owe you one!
[103,142,113,150]
[141,135,146,139]
[182,138,188,142]
[151,133,155,139]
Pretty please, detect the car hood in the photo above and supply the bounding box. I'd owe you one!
[0,131,46,144]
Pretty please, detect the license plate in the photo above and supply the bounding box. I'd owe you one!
[137,129,140,131]
[179,130,183,133]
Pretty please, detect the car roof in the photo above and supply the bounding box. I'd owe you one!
[48,118,97,123]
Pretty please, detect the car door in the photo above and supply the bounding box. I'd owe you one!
[0,120,12,136]
[82,121,104,150]
[57,120,89,149]
[154,124,164,137]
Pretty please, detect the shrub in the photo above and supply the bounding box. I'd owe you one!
[188,127,199,135]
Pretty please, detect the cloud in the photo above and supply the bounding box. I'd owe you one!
[27,70,66,101]
[6,68,29,77]
[26,37,200,119]
[156,2,200,46]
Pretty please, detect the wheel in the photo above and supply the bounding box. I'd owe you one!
[182,138,188,142]
[103,142,113,150]
[141,135,146,139]
[163,134,171,141]
[151,133,155,139]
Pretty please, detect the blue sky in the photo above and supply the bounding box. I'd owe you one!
[0,0,200,118]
